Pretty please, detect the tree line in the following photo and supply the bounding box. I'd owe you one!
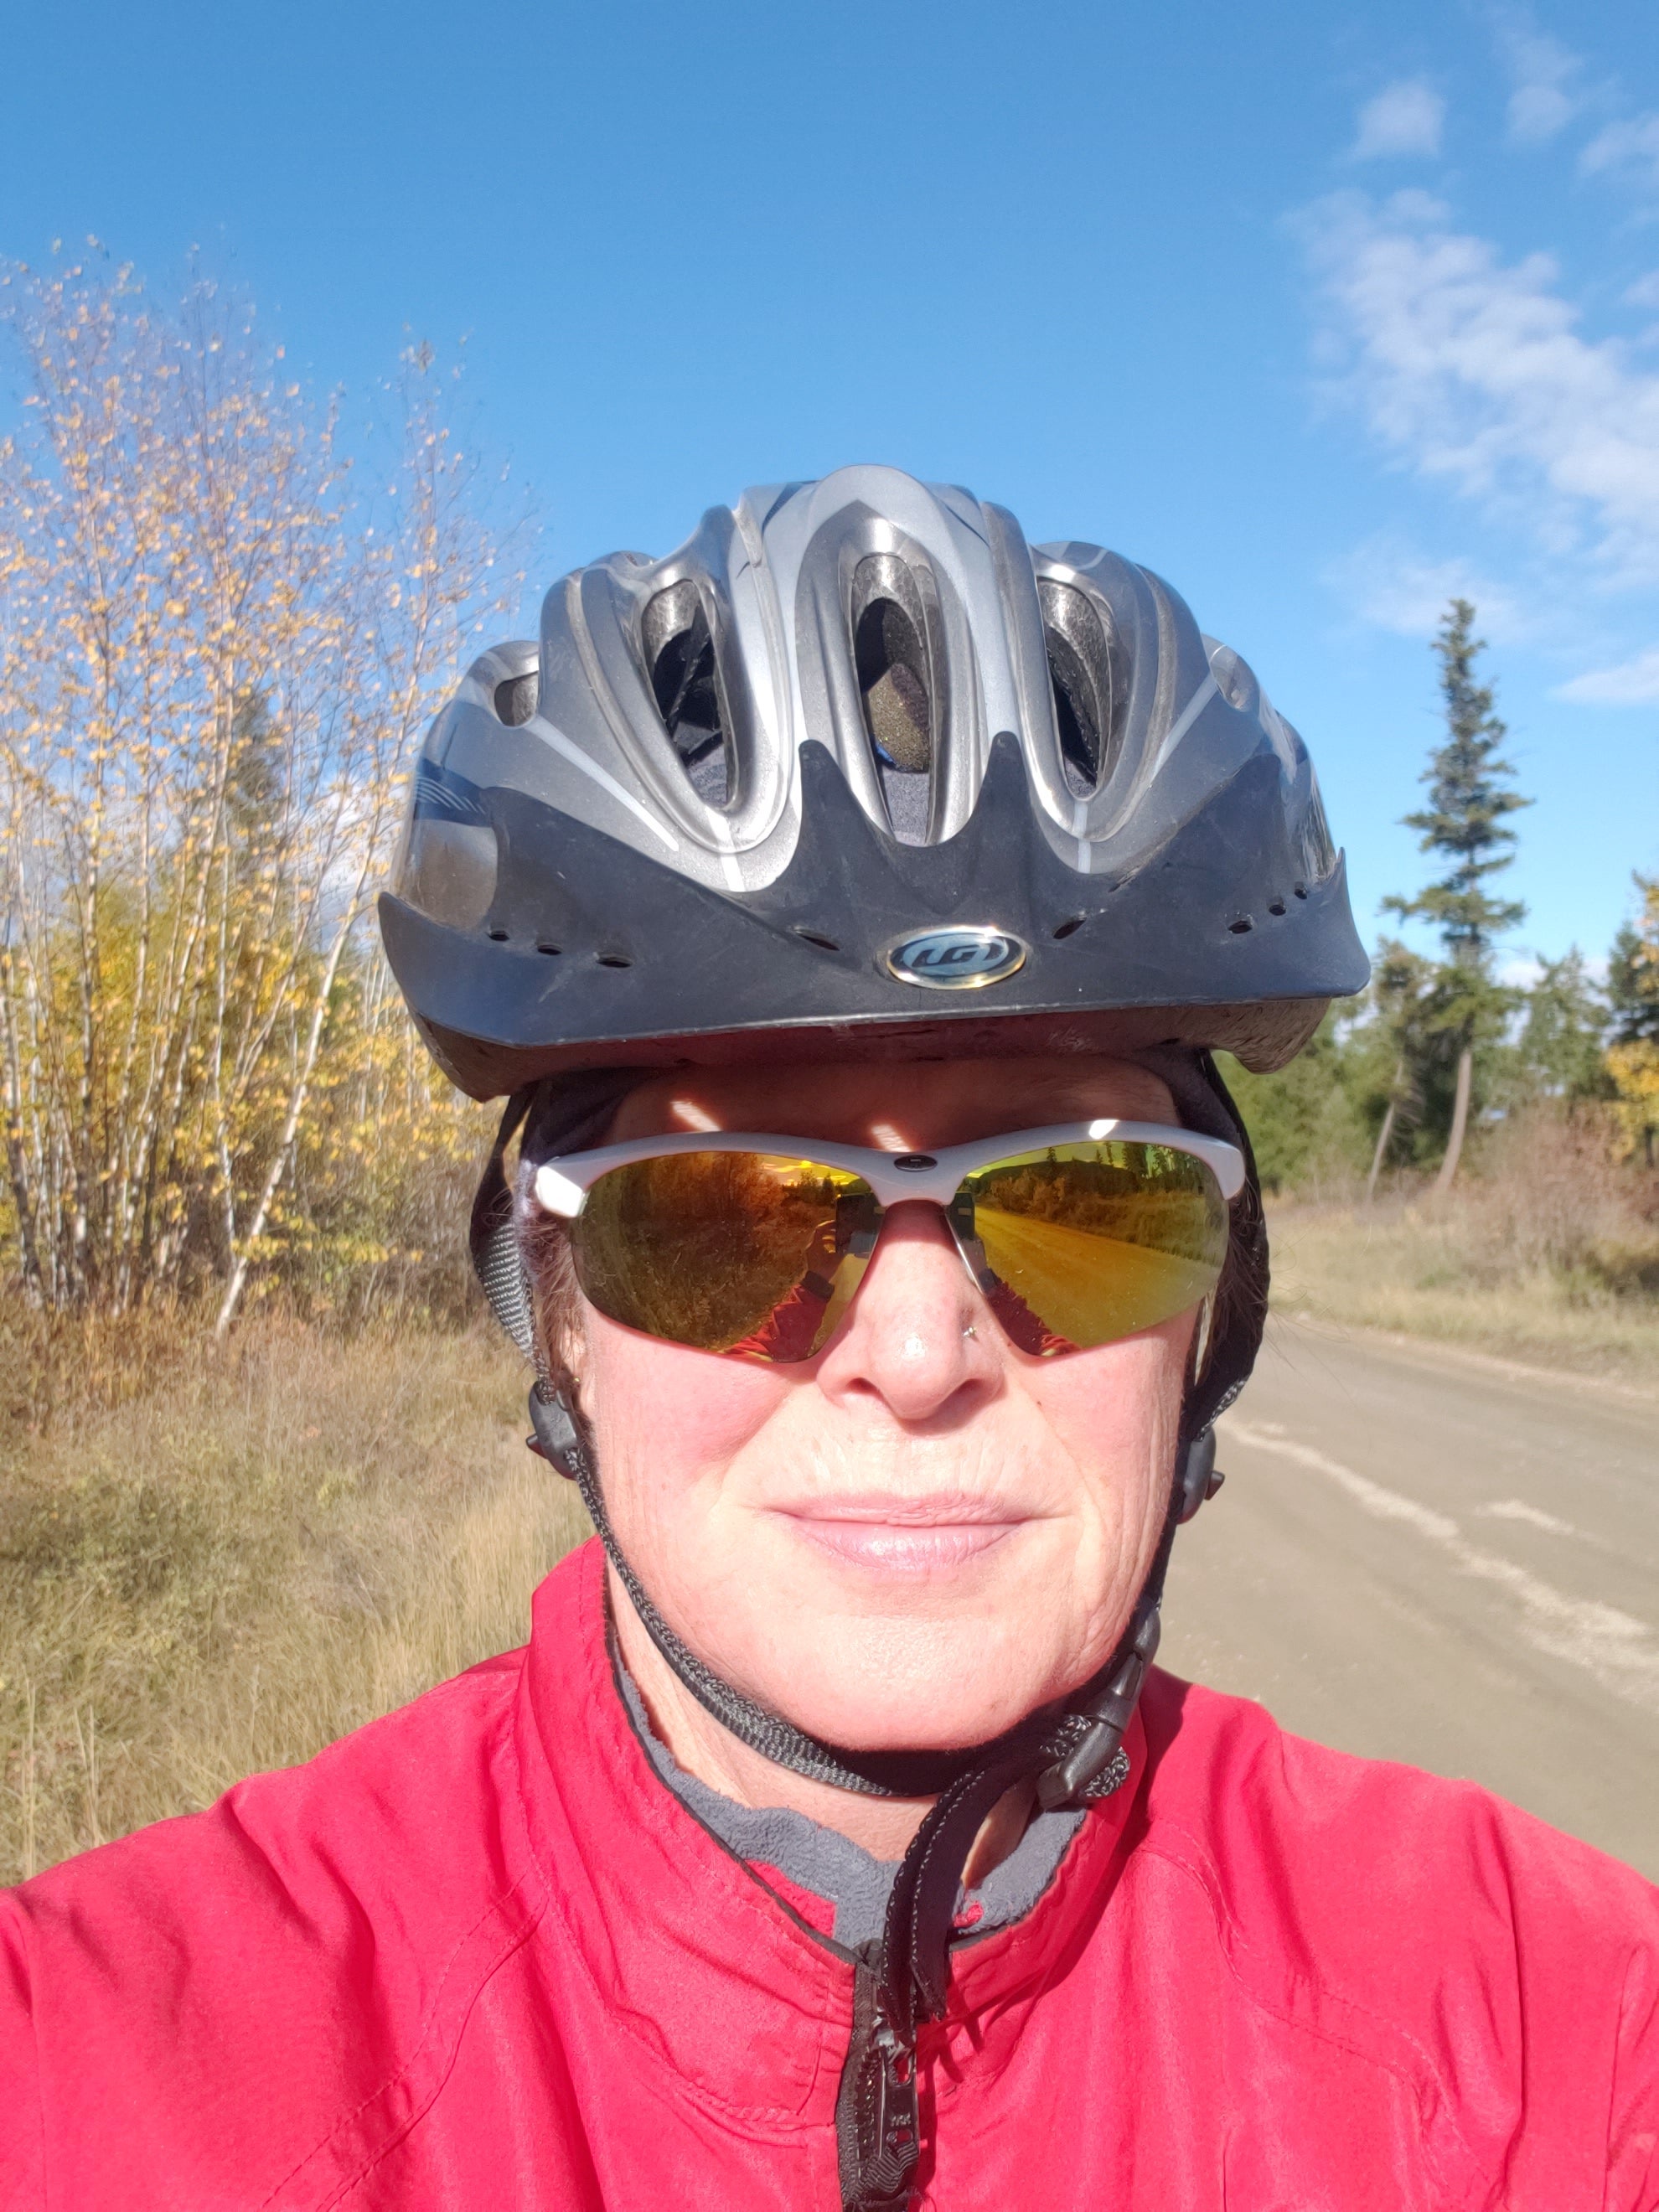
[1227,602,1659,1196]
[0,255,518,1327]
[3,259,1652,1322]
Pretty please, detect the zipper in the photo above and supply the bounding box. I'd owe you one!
[836,1943,921,2212]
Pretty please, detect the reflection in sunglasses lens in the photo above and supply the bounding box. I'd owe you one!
[964,1141,1226,1353]
[570,1153,870,1353]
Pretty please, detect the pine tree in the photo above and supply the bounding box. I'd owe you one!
[1608,875,1659,1047]
[1383,600,1530,1189]
[1606,876,1659,1166]
[1510,950,1611,1106]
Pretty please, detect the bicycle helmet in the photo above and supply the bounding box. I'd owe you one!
[380,465,1365,1097]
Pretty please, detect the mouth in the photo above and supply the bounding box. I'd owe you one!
[773,1492,1030,1575]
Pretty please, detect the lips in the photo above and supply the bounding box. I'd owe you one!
[773,1492,1030,1575]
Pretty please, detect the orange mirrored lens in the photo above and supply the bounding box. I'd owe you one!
[964,1140,1226,1353]
[569,1152,871,1356]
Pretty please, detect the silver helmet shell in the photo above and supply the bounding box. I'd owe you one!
[382,466,1367,1098]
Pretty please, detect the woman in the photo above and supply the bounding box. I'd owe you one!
[4,469,1656,2209]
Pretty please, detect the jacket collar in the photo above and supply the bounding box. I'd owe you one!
[513,1539,1147,2123]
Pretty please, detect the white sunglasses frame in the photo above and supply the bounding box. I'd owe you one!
[531,1119,1245,1220]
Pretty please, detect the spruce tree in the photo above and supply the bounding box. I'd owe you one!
[1383,600,1530,1189]
[1606,876,1659,1166]
[1608,875,1659,1046]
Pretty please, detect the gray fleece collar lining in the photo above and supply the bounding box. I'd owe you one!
[617,1661,1084,1953]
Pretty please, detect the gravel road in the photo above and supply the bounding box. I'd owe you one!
[1159,1316,1659,1879]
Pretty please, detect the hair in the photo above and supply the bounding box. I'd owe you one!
[515,1176,583,1393]
[1197,1162,1267,1426]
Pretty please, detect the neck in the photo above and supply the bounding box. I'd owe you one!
[609,1567,1036,1882]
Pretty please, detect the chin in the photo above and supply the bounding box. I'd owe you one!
[743,1619,1067,1755]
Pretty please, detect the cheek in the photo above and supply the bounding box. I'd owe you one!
[1027,1316,1193,1519]
[580,1310,788,1537]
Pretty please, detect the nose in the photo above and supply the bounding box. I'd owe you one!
[813,1201,1000,1425]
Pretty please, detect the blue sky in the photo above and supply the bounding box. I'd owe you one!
[3,0,1656,969]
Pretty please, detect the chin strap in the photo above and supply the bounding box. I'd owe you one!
[529,1383,1223,2212]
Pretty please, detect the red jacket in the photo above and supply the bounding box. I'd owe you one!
[3,1537,1656,2209]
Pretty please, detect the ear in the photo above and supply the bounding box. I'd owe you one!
[556,1308,589,1394]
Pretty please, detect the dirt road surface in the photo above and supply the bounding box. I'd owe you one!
[1160,1317,1659,1880]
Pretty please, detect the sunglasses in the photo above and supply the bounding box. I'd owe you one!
[531,1120,1243,1364]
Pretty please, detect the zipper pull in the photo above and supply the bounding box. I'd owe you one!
[837,1952,920,2211]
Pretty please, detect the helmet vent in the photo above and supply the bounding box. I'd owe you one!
[1299,787,1337,886]
[642,581,731,807]
[1039,581,1119,798]
[850,554,935,844]
[494,670,539,727]
[855,597,932,775]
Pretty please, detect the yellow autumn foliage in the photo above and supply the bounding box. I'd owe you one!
[0,257,523,1326]
[1608,1040,1659,1159]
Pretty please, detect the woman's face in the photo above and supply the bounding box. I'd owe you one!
[563,1054,1198,1753]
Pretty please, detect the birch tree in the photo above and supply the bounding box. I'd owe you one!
[0,254,517,1320]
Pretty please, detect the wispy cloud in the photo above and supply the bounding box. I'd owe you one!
[1582,114,1659,192]
[1351,81,1445,162]
[1554,649,1659,704]
[1327,536,1523,639]
[1489,13,1583,144]
[1300,189,1659,587]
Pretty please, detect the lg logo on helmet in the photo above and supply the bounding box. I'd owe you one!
[885,927,1029,990]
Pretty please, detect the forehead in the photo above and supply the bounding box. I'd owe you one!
[607,1054,1179,1150]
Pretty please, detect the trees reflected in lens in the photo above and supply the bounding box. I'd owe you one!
[571,1153,868,1354]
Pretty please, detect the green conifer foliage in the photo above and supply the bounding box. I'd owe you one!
[1383,601,1531,1188]
[1608,876,1659,1047]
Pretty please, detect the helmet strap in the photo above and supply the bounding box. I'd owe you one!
[526,1377,1212,1815]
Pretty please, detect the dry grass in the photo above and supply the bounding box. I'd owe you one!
[1270,1216,1659,1393]
[1266,1105,1659,1389]
[0,1303,587,1884]
[1269,1203,1659,1387]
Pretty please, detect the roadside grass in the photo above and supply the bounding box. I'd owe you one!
[1263,1104,1659,1388]
[1269,1198,1659,1388]
[0,1302,587,1884]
